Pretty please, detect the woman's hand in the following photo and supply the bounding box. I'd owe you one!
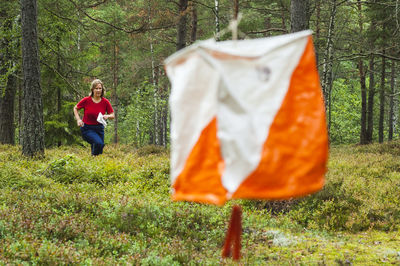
[73,105,84,127]
[103,113,115,120]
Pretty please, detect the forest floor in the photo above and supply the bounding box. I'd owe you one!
[0,142,399,265]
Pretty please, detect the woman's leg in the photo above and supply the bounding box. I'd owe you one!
[81,125,104,155]
[93,125,105,155]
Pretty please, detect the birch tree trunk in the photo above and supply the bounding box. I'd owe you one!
[215,0,220,39]
[366,17,377,143]
[21,0,44,157]
[148,2,159,145]
[112,34,119,144]
[388,60,395,141]
[56,30,62,147]
[159,78,169,147]
[321,0,336,131]
[378,51,386,143]
[18,74,22,144]
[366,54,375,143]
[163,91,168,147]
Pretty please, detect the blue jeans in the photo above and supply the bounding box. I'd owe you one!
[80,124,105,155]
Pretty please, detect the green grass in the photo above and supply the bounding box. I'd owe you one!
[0,142,399,264]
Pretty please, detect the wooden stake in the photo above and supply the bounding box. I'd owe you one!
[222,204,242,260]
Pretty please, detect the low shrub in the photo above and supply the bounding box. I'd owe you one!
[136,144,167,156]
[1,142,400,264]
[287,143,400,232]
[42,154,130,185]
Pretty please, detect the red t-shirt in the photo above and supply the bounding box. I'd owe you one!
[76,96,114,125]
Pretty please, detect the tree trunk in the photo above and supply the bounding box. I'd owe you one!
[388,60,395,141]
[232,0,239,40]
[281,9,287,31]
[290,0,310,32]
[366,18,377,143]
[56,31,62,147]
[264,16,271,37]
[158,91,166,147]
[359,59,367,144]
[215,0,220,39]
[18,73,22,144]
[163,94,168,147]
[315,0,321,65]
[233,0,239,20]
[321,0,336,132]
[147,1,158,145]
[0,72,17,145]
[366,55,375,143]
[113,32,119,144]
[378,51,386,143]
[190,1,197,43]
[0,16,17,144]
[358,0,367,145]
[157,69,165,146]
[176,0,188,51]
[21,0,44,157]
[153,81,159,145]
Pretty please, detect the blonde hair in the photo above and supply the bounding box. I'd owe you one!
[90,79,105,97]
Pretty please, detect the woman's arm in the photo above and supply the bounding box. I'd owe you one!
[73,105,84,127]
[104,112,115,120]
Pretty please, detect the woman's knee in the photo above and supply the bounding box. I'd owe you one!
[93,140,104,147]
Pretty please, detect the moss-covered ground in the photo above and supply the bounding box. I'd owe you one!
[0,142,399,264]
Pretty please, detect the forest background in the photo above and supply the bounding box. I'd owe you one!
[1,0,400,264]
[1,0,399,151]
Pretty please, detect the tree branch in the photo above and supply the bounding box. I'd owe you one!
[246,28,288,35]
[67,0,148,34]
[373,52,400,61]
[39,60,84,98]
[84,0,108,8]
[42,7,90,31]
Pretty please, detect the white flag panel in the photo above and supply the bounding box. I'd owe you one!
[165,30,328,205]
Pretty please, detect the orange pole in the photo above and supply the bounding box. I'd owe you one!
[222,204,242,260]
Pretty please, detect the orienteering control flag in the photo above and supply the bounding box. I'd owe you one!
[165,30,329,205]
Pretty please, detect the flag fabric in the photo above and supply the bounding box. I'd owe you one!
[165,30,329,206]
